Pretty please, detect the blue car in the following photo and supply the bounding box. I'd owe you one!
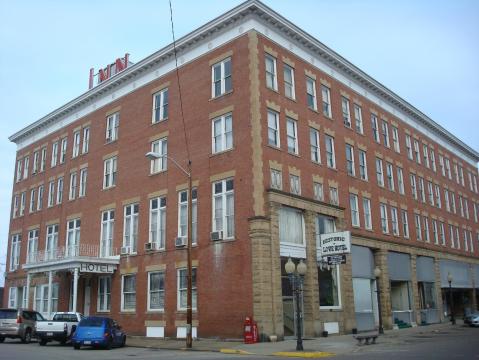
[72,316,126,350]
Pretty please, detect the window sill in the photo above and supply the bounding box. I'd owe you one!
[211,238,235,244]
[311,160,322,166]
[146,310,165,314]
[323,114,333,121]
[120,311,136,314]
[307,107,319,114]
[326,166,337,172]
[120,252,138,257]
[287,151,300,158]
[209,89,233,101]
[105,139,118,146]
[102,185,117,191]
[210,148,235,157]
[285,96,296,103]
[97,310,111,313]
[266,144,282,152]
[320,307,343,312]
[176,310,198,314]
[151,118,168,126]
[149,169,168,177]
[266,86,279,94]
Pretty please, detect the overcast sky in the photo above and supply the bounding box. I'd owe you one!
[0,0,478,286]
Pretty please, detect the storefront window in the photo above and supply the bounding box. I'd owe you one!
[418,282,436,309]
[318,266,340,307]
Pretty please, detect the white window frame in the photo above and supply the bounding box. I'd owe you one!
[46,224,59,261]
[149,196,167,250]
[354,104,363,134]
[51,142,58,167]
[283,64,295,100]
[314,182,324,201]
[379,203,389,234]
[413,140,421,164]
[306,76,317,111]
[72,130,81,158]
[321,84,330,117]
[69,171,77,200]
[349,194,360,227]
[82,126,90,154]
[329,187,339,206]
[32,151,39,174]
[66,219,81,257]
[40,147,47,172]
[401,210,410,239]
[29,188,36,213]
[212,57,232,98]
[286,117,298,155]
[123,203,139,253]
[19,191,26,216]
[23,156,29,179]
[386,163,394,191]
[392,126,400,152]
[79,168,87,197]
[397,167,405,195]
[9,234,21,271]
[178,189,198,245]
[16,159,22,182]
[325,135,336,169]
[152,88,169,123]
[37,185,44,211]
[212,113,233,154]
[405,135,413,160]
[148,271,165,312]
[423,217,430,243]
[358,150,368,181]
[106,112,119,143]
[418,177,426,203]
[391,207,399,236]
[341,97,351,128]
[267,110,280,148]
[381,120,390,147]
[363,198,372,230]
[289,174,301,195]
[415,214,422,241]
[150,138,168,173]
[121,274,136,312]
[310,128,321,164]
[60,138,67,164]
[345,144,355,176]
[103,157,117,189]
[265,54,278,91]
[56,177,63,204]
[212,178,234,239]
[371,115,380,143]
[97,276,111,312]
[177,268,197,311]
[376,158,384,187]
[100,209,115,258]
[430,149,436,172]
[271,169,282,190]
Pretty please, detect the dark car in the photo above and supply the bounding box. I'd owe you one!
[0,309,45,343]
[72,316,126,350]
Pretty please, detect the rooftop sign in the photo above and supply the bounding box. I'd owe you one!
[88,53,131,89]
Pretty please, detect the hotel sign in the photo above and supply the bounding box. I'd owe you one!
[80,263,115,274]
[319,231,351,256]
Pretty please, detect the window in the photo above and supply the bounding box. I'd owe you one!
[29,188,36,213]
[148,271,165,311]
[430,149,436,172]
[427,181,434,206]
[56,177,64,204]
[213,179,234,238]
[410,174,417,200]
[379,203,389,234]
[37,185,44,211]
[8,287,17,308]
[150,138,167,173]
[51,142,58,167]
[150,197,167,249]
[82,127,90,154]
[413,140,421,164]
[270,169,282,190]
[32,151,39,174]
[454,164,459,184]
[212,57,232,98]
[178,268,197,310]
[40,148,47,172]
[423,217,430,242]
[279,206,305,246]
[363,198,372,230]
[178,189,198,245]
[12,195,19,218]
[468,172,474,191]
[69,172,77,200]
[459,195,465,217]
[265,54,277,91]
[440,222,446,245]
[439,155,445,176]
[212,113,233,154]
[66,219,81,257]
[321,85,330,116]
[290,174,301,195]
[371,114,380,143]
[345,144,355,176]
[464,198,470,220]
[60,138,68,164]
[16,159,22,182]
[19,192,26,216]
[46,224,59,260]
[392,126,400,152]
[342,97,351,127]
[267,110,280,147]
[459,166,465,187]
[386,163,394,191]
[418,177,426,203]
[381,121,390,147]
[354,104,363,133]
[450,192,457,213]
[23,156,29,179]
[100,210,115,257]
[415,214,422,241]
[123,204,139,253]
[97,276,111,312]
[286,118,298,154]
[444,189,450,212]
[391,207,399,236]
[106,112,119,142]
[310,128,321,163]
[405,135,413,160]
[375,158,384,187]
[325,135,336,169]
[283,64,295,99]
[432,220,438,245]
[121,275,136,311]
[445,158,452,179]
[103,157,117,189]
[79,168,87,197]
[397,167,405,195]
[349,194,360,227]
[9,234,21,271]
[306,77,317,111]
[358,150,368,181]
[434,185,441,208]
[329,187,339,206]
[318,264,341,308]
[72,130,81,158]
[401,210,409,238]
[152,88,169,122]
[313,182,324,201]
[423,144,430,168]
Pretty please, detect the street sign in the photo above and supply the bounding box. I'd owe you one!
[326,254,346,265]
[319,231,351,256]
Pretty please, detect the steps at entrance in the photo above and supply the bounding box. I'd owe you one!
[394,318,412,329]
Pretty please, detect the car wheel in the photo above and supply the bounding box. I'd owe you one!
[60,340,67,346]
[39,339,47,346]
[105,337,113,350]
[121,335,126,348]
[0,337,5,343]
[73,344,81,350]
[22,329,32,344]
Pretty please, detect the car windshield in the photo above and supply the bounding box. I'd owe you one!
[53,314,78,322]
[0,310,18,319]
[79,318,104,327]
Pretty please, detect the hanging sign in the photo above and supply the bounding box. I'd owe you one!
[79,263,115,273]
[326,254,347,265]
[319,231,351,256]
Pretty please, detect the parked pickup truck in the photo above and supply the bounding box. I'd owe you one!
[35,312,83,345]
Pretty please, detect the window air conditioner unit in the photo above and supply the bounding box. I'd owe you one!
[175,237,187,247]
[144,242,154,251]
[210,231,223,241]
[120,246,131,255]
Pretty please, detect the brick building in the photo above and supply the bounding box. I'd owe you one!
[4,0,479,340]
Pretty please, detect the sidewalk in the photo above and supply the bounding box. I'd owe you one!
[127,321,466,357]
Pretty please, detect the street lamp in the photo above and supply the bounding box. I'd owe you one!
[284,257,307,351]
[374,266,384,334]
[146,151,193,348]
[447,272,455,325]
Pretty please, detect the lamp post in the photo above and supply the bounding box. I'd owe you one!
[285,257,307,351]
[447,272,455,325]
[146,152,193,348]
[374,266,384,334]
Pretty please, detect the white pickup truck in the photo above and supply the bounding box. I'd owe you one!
[35,312,83,345]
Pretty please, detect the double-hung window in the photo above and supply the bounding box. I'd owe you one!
[178,268,197,310]
[391,207,399,236]
[444,189,451,212]
[152,88,169,123]
[97,276,111,312]
[265,54,277,91]
[103,156,117,189]
[51,142,58,167]
[66,219,81,257]
[423,144,430,168]
[150,138,167,173]
[23,156,29,179]
[69,172,77,200]
[329,187,339,205]
[358,150,368,181]
[286,118,298,154]
[37,185,44,211]
[212,178,234,239]
[29,189,36,213]
[32,151,39,174]
[440,222,446,245]
[306,77,317,111]
[371,115,380,143]
[106,112,119,142]
[321,85,331,117]
[325,135,335,169]
[379,203,389,234]
[72,130,81,158]
[402,210,409,238]
[178,189,198,245]
[405,135,413,160]
[212,58,232,98]
[314,182,324,201]
[212,113,233,154]
[413,140,421,164]
[123,204,139,253]
[363,198,372,230]
[283,64,295,99]
[40,148,47,172]
[376,158,384,187]
[150,197,167,249]
[270,169,282,190]
[82,127,90,154]
[148,271,165,311]
[342,97,351,127]
[12,195,19,218]
[79,168,87,197]
[349,194,360,227]
[439,155,445,176]
[418,177,426,203]
[386,163,394,191]
[381,121,390,147]
[56,177,64,204]
[415,214,422,241]
[310,128,321,163]
[10,234,21,271]
[16,159,22,182]
[267,110,280,147]
[60,138,68,164]
[432,220,439,245]
[397,167,405,194]
[46,224,58,260]
[445,158,452,179]
[100,210,114,257]
[289,174,301,195]
[434,185,441,208]
[410,174,417,200]
[19,192,26,216]
[430,149,436,172]
[345,144,355,176]
[392,126,400,152]
[121,274,136,311]
[354,104,363,134]
[423,217,430,242]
